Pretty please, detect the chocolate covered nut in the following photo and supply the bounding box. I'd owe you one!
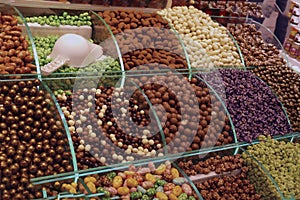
[228,23,285,67]
[0,80,72,199]
[0,14,36,75]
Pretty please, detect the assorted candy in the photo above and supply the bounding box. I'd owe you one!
[61,161,197,200]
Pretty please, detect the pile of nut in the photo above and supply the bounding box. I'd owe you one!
[98,10,188,71]
[0,14,36,75]
[158,6,243,67]
[243,136,300,200]
[55,74,234,168]
[0,80,73,199]
[178,155,261,200]
[61,161,197,200]
[192,1,263,18]
[203,69,292,142]
[251,65,300,132]
[91,0,166,8]
[227,23,285,67]
[171,1,263,18]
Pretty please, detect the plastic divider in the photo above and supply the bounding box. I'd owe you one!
[90,10,125,88]
[241,147,286,200]
[195,73,238,152]
[173,163,204,200]
[129,79,168,155]
[255,74,292,129]
[167,22,193,81]
[13,6,42,80]
[42,81,79,181]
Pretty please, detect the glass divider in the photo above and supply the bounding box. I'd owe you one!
[173,162,204,200]
[13,6,42,80]
[241,147,286,200]
[42,82,79,182]
[194,73,239,152]
[91,10,125,88]
[129,79,168,155]
[167,22,193,81]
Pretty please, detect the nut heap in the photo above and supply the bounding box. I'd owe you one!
[0,80,73,199]
[178,155,261,200]
[158,6,243,67]
[243,136,300,200]
[171,1,263,18]
[92,0,166,8]
[0,14,36,75]
[206,69,291,142]
[188,77,234,149]
[56,87,165,168]
[227,24,285,67]
[98,10,188,70]
[55,74,234,167]
[191,1,263,18]
[56,89,104,169]
[251,65,300,132]
[61,161,197,200]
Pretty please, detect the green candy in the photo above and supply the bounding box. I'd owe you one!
[178,193,188,200]
[141,194,150,200]
[106,171,117,181]
[96,187,105,193]
[154,180,166,188]
[146,188,156,196]
[130,191,143,200]
[188,196,196,200]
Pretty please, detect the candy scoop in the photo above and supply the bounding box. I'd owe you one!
[41,33,103,75]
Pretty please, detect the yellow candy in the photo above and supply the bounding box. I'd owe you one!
[155,164,166,175]
[84,176,91,183]
[169,193,179,200]
[69,187,77,194]
[127,178,138,187]
[145,173,156,183]
[124,171,136,176]
[65,184,72,190]
[171,168,179,178]
[86,182,96,193]
[71,182,78,188]
[89,177,97,183]
[112,176,123,188]
[172,186,182,197]
[156,191,169,200]
[117,186,130,195]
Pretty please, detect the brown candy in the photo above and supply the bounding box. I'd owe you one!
[227,23,284,67]
[0,14,36,76]
[99,10,188,71]
[0,80,72,199]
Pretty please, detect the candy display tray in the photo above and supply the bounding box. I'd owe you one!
[0,2,299,200]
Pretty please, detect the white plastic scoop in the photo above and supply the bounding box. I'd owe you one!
[41,33,103,75]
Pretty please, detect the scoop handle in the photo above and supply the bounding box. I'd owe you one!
[41,56,70,76]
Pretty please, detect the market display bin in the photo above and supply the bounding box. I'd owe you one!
[0,4,40,79]
[175,135,300,200]
[16,4,248,79]
[211,16,289,68]
[0,78,77,199]
[31,155,202,200]
[30,134,299,200]
[14,6,125,90]
[197,68,293,144]
[37,70,237,174]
